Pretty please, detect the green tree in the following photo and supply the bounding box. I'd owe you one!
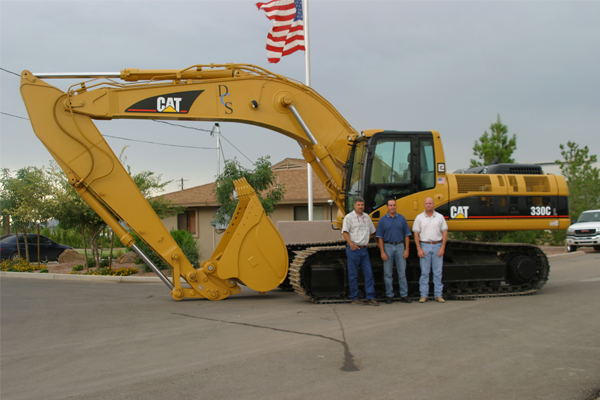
[457,116,518,242]
[50,147,183,269]
[120,147,183,219]
[555,141,600,221]
[0,173,16,236]
[48,161,106,269]
[470,115,517,167]
[213,156,286,225]
[0,167,54,261]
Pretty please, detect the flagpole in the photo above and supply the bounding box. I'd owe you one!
[303,0,314,221]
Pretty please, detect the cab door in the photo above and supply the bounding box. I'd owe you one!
[412,135,449,225]
[363,132,448,226]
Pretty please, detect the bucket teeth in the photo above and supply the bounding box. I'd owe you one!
[233,178,256,204]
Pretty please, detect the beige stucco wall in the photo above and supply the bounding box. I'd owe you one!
[269,204,295,225]
[159,208,216,261]
[196,207,218,259]
[161,215,177,231]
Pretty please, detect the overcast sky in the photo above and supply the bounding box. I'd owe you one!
[1,0,599,193]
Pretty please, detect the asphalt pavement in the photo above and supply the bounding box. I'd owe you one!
[1,251,599,400]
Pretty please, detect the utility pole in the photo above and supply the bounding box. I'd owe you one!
[212,123,222,176]
[178,178,189,190]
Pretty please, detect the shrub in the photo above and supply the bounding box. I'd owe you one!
[500,230,542,245]
[99,259,110,268]
[72,264,84,271]
[132,229,201,272]
[0,259,39,272]
[103,267,136,276]
[43,227,84,248]
[542,229,567,246]
[73,267,138,276]
[86,258,96,268]
[170,229,201,267]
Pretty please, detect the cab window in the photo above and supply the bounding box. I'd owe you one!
[345,141,367,214]
[419,138,435,190]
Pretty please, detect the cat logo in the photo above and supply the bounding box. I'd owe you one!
[157,97,182,113]
[125,90,203,114]
[450,206,469,219]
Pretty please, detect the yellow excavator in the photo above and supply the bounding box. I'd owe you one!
[20,64,569,302]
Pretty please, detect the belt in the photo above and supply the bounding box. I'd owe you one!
[420,241,442,244]
[348,244,367,249]
[384,242,403,245]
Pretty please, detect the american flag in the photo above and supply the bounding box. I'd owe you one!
[256,0,305,63]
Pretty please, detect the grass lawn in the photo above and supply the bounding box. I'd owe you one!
[73,248,128,257]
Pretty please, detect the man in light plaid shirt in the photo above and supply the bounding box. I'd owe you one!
[342,197,379,306]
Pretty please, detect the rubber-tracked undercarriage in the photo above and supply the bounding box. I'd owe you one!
[289,240,550,303]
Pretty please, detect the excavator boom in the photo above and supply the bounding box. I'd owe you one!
[20,66,308,300]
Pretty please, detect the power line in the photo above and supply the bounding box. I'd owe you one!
[1,110,252,159]
[1,109,254,161]
[219,133,254,164]
[152,120,213,133]
[153,120,254,164]
[220,144,226,163]
[0,111,29,120]
[0,67,20,77]
[2,67,256,163]
[103,134,216,150]
[0,111,215,149]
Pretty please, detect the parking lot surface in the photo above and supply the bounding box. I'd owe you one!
[1,252,599,400]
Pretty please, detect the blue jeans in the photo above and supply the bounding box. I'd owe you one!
[383,243,408,298]
[346,246,376,300]
[419,242,444,298]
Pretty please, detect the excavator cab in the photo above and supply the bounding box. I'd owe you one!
[345,131,441,217]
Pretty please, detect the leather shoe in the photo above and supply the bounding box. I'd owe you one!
[435,296,446,303]
[419,297,427,303]
[399,297,412,304]
[366,299,379,306]
[350,299,364,305]
[385,297,394,304]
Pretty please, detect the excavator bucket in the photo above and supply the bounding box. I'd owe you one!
[203,178,288,293]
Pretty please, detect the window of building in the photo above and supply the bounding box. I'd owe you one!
[178,210,196,234]
[294,205,325,221]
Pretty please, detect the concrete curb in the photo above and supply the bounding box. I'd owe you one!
[547,251,585,261]
[1,250,586,282]
[0,271,171,283]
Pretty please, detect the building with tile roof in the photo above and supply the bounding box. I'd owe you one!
[160,158,341,259]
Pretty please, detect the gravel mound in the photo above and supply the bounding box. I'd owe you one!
[116,251,138,264]
[58,249,86,263]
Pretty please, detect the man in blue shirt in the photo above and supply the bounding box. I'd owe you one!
[376,199,412,304]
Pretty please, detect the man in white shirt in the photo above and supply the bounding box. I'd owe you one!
[342,197,378,306]
[413,197,448,303]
